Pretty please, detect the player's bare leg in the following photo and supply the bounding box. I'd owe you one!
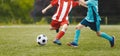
[50,27,55,30]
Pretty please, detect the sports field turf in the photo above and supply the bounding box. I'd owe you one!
[0,25,120,56]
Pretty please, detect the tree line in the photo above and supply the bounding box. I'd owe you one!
[0,0,34,24]
[0,0,120,24]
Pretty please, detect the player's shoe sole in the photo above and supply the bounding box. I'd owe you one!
[67,42,78,47]
[53,40,62,45]
[109,36,115,48]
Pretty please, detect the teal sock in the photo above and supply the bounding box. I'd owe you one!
[100,32,112,41]
[73,30,80,44]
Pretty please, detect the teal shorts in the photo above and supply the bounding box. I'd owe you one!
[80,19,100,32]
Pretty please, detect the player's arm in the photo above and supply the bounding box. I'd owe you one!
[79,0,87,8]
[42,0,58,14]
[42,4,53,14]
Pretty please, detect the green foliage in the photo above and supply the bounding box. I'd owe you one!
[36,17,48,25]
[0,25,120,56]
[0,0,119,25]
[0,0,34,24]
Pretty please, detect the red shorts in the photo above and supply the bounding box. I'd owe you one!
[50,20,69,30]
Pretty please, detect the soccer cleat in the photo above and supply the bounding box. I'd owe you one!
[56,28,59,33]
[109,36,115,48]
[53,40,62,45]
[67,42,78,47]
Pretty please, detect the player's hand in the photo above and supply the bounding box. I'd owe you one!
[42,9,46,14]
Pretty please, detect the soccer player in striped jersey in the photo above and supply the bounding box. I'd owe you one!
[67,0,115,47]
[42,0,80,45]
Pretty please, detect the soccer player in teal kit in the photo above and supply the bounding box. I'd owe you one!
[67,0,115,47]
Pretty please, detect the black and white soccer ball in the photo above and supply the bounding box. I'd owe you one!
[36,34,48,45]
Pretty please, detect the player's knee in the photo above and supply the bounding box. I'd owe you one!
[61,28,67,32]
[50,27,55,30]
[50,28,53,30]
[76,24,84,30]
[61,27,68,32]
[75,25,79,29]
[76,25,81,30]
[62,24,68,31]
[64,28,68,31]
[97,34,100,36]
[96,32,101,36]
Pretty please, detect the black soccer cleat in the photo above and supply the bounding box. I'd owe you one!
[109,36,115,48]
[56,28,59,33]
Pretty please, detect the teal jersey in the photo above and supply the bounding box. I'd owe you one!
[85,0,101,22]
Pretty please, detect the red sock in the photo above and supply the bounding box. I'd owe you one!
[56,31,65,40]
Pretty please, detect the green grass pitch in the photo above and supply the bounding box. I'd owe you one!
[0,25,120,56]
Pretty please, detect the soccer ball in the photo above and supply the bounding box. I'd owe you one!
[36,34,48,45]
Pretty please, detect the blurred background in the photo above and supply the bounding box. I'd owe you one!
[0,0,120,25]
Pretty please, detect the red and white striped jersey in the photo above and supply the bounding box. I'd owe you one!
[51,0,79,22]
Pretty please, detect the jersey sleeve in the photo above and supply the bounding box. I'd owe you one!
[50,0,58,6]
[73,1,79,7]
[86,0,94,6]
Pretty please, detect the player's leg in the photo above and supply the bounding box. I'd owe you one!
[96,31,115,47]
[92,21,115,47]
[67,19,89,47]
[56,24,68,40]
[53,24,68,45]
[67,23,85,47]
[74,24,85,44]
[53,20,69,45]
